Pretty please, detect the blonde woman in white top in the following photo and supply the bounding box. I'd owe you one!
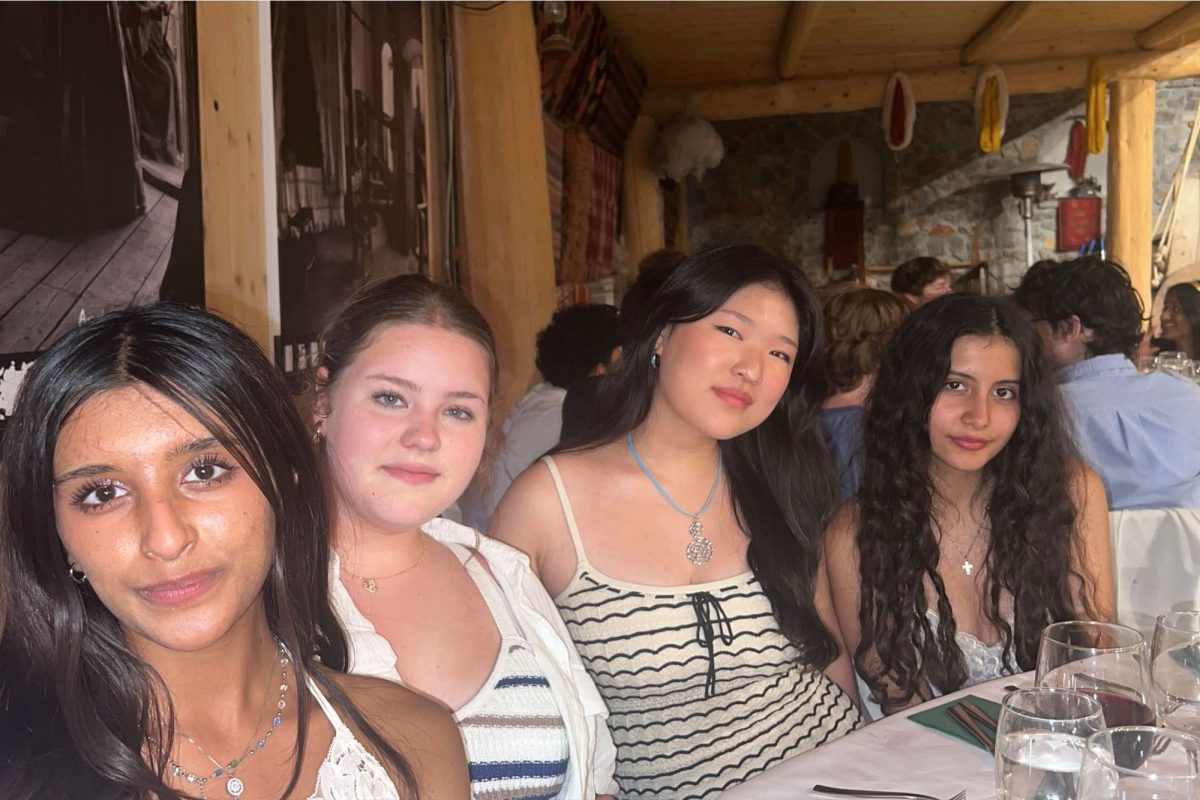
[314,275,617,800]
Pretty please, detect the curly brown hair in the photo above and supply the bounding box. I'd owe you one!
[823,288,910,395]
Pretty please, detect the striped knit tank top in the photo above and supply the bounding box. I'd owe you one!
[451,543,571,799]
[542,457,861,799]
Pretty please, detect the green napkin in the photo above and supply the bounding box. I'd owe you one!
[908,694,1001,751]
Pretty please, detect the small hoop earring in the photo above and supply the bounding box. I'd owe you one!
[312,426,324,443]
[68,566,87,584]
[649,353,660,369]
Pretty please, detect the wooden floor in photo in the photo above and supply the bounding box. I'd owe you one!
[0,186,177,352]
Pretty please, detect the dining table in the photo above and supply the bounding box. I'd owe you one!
[721,672,1036,800]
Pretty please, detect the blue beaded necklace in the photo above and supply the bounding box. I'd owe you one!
[626,432,723,565]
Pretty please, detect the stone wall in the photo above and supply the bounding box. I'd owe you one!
[688,78,1200,289]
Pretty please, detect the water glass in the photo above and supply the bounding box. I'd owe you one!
[1152,611,1200,737]
[1037,622,1155,729]
[996,688,1107,800]
[1077,726,1200,799]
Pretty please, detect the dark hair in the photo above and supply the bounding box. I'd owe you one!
[560,244,841,667]
[535,304,620,388]
[0,304,416,799]
[318,274,498,398]
[619,249,688,349]
[1011,256,1144,358]
[891,257,950,297]
[823,288,910,395]
[855,294,1091,711]
[1164,282,1200,357]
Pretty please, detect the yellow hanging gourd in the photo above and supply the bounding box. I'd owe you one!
[973,65,1008,154]
[1086,58,1106,154]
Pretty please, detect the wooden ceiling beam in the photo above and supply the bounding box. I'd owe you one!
[960,2,1037,65]
[777,2,821,80]
[1136,3,1200,51]
[642,46,1200,122]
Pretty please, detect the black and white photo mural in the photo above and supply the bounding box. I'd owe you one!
[0,1,204,357]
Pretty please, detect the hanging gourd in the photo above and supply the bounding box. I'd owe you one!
[882,72,915,151]
[1086,58,1106,154]
[974,64,1009,154]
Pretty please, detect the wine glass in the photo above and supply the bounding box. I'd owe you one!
[1152,611,1200,736]
[1077,726,1200,799]
[995,688,1106,800]
[1036,621,1155,729]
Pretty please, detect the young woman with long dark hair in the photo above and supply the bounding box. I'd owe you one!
[1160,281,1200,358]
[313,275,617,800]
[491,245,861,799]
[823,294,1114,718]
[0,304,467,799]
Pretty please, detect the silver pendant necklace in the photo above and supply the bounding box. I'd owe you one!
[950,505,990,576]
[626,433,723,565]
[162,640,290,798]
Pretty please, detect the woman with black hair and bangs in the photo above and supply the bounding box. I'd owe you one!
[0,304,468,799]
[491,245,861,799]
[823,293,1115,720]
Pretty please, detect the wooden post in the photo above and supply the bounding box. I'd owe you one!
[451,2,556,416]
[1107,78,1156,310]
[195,2,276,351]
[622,115,664,277]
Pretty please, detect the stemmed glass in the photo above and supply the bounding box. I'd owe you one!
[1077,726,1200,799]
[1152,611,1200,736]
[995,688,1106,800]
[1036,621,1155,729]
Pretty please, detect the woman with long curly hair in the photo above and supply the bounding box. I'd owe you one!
[823,293,1114,719]
[491,245,861,799]
[1160,281,1200,359]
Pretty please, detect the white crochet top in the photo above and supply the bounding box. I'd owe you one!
[306,675,400,800]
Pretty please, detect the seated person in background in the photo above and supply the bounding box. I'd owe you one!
[891,256,953,306]
[824,294,1113,719]
[1158,280,1200,359]
[0,304,466,799]
[313,276,617,799]
[1013,256,1200,510]
[820,287,909,500]
[560,249,687,444]
[492,245,861,800]
[469,303,620,529]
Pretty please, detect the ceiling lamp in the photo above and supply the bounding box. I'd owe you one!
[541,2,572,55]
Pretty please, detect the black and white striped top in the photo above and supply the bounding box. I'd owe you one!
[542,457,861,799]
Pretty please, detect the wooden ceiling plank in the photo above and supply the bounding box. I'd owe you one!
[961,1,1038,64]
[642,45,1200,121]
[1136,3,1200,50]
[777,2,822,79]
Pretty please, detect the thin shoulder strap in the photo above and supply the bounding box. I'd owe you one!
[306,674,352,736]
[540,455,588,564]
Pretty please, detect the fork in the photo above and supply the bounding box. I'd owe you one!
[812,784,968,800]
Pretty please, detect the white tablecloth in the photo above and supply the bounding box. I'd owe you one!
[722,673,1035,800]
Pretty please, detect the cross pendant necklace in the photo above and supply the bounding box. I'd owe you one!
[955,505,990,576]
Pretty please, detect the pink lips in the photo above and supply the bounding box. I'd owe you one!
[382,463,440,485]
[138,571,220,606]
[713,387,753,410]
[950,436,989,452]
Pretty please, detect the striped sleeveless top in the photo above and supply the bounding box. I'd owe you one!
[452,543,571,800]
[542,457,861,799]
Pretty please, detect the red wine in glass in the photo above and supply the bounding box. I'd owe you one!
[1077,688,1157,769]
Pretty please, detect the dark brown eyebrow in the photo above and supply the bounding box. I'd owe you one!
[365,373,486,404]
[713,309,799,349]
[54,436,228,485]
[946,369,1021,384]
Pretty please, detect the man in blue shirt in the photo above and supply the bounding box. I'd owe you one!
[1013,257,1200,510]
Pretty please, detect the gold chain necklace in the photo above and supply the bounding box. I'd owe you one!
[340,534,429,593]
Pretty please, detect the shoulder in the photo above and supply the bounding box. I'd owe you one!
[326,671,468,797]
[1065,460,1105,509]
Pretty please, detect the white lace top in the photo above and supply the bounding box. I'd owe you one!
[306,675,400,800]
[856,611,1013,721]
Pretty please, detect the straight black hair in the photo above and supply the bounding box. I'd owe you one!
[0,303,416,799]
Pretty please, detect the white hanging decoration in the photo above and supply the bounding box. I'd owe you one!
[882,71,916,151]
[652,114,725,182]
